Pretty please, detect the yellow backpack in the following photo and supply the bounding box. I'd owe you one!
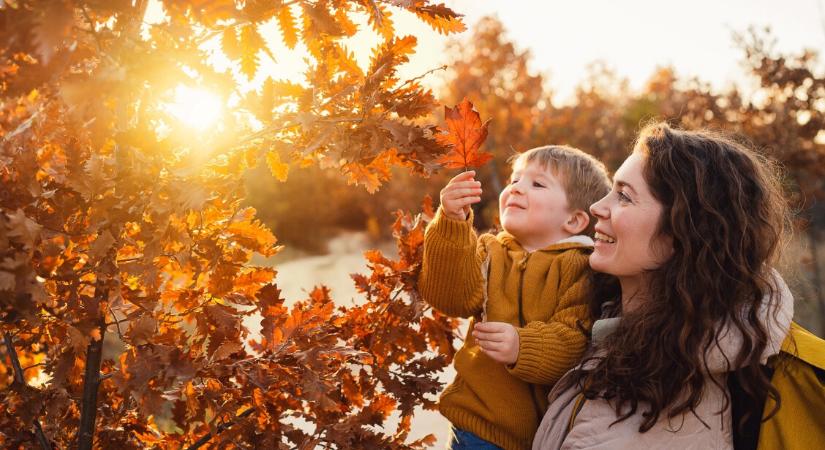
[757,322,825,449]
[732,322,825,450]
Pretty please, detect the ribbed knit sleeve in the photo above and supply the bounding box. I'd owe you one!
[508,250,592,385]
[416,206,485,318]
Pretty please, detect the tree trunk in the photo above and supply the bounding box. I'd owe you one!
[77,282,107,450]
[77,324,105,450]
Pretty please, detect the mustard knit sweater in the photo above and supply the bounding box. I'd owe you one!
[418,208,594,450]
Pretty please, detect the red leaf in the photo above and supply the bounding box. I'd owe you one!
[436,98,492,169]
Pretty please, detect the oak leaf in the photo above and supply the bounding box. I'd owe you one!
[413,3,466,35]
[266,150,289,182]
[6,209,42,249]
[128,316,158,346]
[436,98,492,169]
[277,5,299,48]
[239,24,265,79]
[222,26,243,60]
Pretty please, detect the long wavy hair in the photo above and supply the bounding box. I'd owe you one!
[575,123,790,432]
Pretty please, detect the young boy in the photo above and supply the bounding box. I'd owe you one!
[418,146,611,450]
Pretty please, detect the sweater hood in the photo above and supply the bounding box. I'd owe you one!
[496,232,594,253]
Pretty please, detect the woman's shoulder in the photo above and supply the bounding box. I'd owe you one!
[706,268,794,373]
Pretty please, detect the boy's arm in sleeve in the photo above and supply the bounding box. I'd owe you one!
[417,206,487,318]
[507,250,592,385]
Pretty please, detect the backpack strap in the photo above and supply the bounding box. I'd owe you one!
[781,321,825,371]
[567,392,587,433]
[729,365,774,450]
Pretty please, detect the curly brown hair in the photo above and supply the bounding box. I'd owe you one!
[576,123,790,432]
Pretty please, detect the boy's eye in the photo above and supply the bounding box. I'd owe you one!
[510,178,519,185]
[532,181,545,188]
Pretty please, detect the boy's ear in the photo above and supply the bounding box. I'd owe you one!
[562,210,590,235]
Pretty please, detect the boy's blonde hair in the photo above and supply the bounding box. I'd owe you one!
[510,145,611,236]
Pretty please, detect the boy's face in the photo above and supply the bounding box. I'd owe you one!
[499,159,575,250]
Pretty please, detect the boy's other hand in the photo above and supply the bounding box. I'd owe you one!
[472,321,519,365]
[440,171,482,221]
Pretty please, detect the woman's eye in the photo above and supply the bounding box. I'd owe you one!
[617,191,632,203]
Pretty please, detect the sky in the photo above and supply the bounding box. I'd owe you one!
[146,0,825,105]
[402,0,825,103]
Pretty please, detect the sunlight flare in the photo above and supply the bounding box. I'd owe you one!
[164,85,224,130]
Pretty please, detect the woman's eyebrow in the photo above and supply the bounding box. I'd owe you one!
[615,180,637,195]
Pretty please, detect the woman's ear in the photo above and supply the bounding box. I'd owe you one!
[563,210,590,235]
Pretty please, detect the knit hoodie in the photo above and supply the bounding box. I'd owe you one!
[418,207,594,450]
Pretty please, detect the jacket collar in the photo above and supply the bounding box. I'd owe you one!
[496,232,594,252]
[591,317,621,344]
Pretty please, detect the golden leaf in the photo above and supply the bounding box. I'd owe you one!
[266,150,289,182]
[277,5,299,49]
[239,24,265,79]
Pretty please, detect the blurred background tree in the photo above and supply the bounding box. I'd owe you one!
[247,16,825,335]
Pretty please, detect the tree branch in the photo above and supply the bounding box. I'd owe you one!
[186,407,255,450]
[3,333,52,450]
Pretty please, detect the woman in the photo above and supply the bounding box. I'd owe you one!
[533,123,794,449]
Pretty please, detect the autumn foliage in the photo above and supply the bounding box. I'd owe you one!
[441,18,825,331]
[0,0,477,448]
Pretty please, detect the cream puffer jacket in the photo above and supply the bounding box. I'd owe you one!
[532,271,794,450]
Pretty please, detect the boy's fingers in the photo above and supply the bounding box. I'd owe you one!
[443,187,481,198]
[478,340,501,352]
[445,187,482,198]
[474,322,507,333]
[447,180,481,190]
[452,197,481,208]
[472,330,502,341]
[450,170,476,183]
[443,189,482,200]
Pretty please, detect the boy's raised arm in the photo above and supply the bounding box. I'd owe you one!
[417,206,487,318]
[417,171,486,317]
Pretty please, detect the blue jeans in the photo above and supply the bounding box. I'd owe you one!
[448,428,503,450]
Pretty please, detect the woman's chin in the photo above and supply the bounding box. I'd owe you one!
[588,253,612,273]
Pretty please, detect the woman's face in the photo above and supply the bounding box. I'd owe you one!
[589,152,673,282]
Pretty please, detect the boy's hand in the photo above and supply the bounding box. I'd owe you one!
[440,171,482,221]
[472,322,519,365]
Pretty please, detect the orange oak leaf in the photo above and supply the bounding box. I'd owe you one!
[436,98,492,169]
[277,5,299,49]
[413,3,466,35]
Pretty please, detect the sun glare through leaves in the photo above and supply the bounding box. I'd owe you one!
[164,85,224,130]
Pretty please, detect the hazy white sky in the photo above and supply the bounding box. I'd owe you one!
[402,0,825,103]
[148,0,824,104]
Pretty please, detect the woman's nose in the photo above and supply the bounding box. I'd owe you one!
[590,194,609,219]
